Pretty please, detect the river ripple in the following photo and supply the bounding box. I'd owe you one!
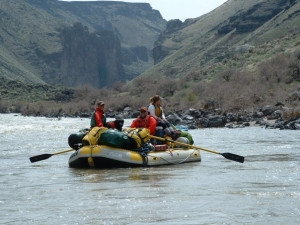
[0,114,299,225]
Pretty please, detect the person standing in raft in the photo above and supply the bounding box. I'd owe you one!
[148,95,175,137]
[90,101,107,128]
[130,107,157,135]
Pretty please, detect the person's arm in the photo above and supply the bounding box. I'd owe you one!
[106,121,114,129]
[149,117,157,135]
[131,119,137,128]
[161,107,166,120]
[94,111,104,127]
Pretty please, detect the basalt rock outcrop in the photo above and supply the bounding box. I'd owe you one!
[0,0,166,88]
[216,0,296,35]
[57,23,125,88]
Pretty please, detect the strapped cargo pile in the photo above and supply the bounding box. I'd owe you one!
[67,127,201,169]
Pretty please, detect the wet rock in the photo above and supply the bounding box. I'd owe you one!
[260,105,277,116]
[166,112,182,124]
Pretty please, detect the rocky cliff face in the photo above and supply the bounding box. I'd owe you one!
[153,19,196,65]
[216,0,296,35]
[55,23,124,88]
[0,0,166,88]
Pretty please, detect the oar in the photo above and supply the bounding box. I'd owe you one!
[29,149,75,163]
[149,135,244,163]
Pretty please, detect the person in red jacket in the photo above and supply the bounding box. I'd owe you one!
[90,101,106,128]
[130,107,157,135]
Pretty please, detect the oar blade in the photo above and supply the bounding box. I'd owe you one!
[29,154,53,163]
[221,152,244,163]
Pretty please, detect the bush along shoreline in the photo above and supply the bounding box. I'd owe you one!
[1,68,300,131]
[6,103,300,130]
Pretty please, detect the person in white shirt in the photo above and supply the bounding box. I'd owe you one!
[148,95,175,137]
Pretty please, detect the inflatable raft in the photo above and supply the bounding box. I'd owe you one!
[68,144,201,169]
[29,127,244,167]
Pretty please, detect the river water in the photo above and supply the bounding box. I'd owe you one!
[0,114,299,225]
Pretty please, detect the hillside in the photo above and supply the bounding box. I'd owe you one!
[148,0,300,79]
[120,0,300,113]
[0,0,166,87]
[1,0,300,116]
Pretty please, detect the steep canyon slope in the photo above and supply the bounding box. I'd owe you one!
[149,0,300,79]
[0,0,166,88]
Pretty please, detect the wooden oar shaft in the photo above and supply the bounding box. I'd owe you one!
[29,149,74,163]
[53,149,74,155]
[149,135,244,163]
[149,135,219,154]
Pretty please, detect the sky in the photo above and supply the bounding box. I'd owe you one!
[66,0,228,21]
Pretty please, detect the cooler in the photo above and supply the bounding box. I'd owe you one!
[155,126,164,144]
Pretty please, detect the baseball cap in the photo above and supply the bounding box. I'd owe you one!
[140,107,147,112]
[97,101,105,106]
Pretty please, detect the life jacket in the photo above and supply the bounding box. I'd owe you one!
[90,110,107,128]
[153,104,163,118]
[131,115,157,135]
[90,111,96,127]
[133,115,151,128]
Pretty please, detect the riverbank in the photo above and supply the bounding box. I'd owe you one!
[6,102,300,130]
[240,119,276,127]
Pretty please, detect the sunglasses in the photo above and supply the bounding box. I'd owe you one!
[140,110,146,113]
